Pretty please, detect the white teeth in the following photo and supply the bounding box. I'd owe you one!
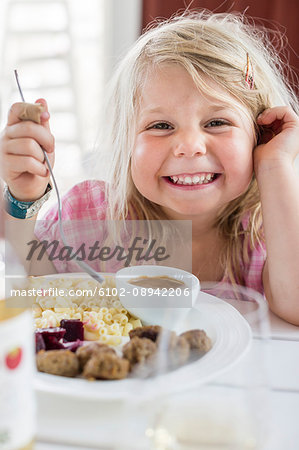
[169,173,216,185]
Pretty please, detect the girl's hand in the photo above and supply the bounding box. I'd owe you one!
[254,106,299,172]
[0,98,55,202]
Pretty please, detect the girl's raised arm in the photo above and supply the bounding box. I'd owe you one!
[0,99,57,275]
[255,106,299,325]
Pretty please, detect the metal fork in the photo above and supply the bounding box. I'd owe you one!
[14,69,105,283]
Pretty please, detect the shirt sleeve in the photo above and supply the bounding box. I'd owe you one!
[34,180,108,273]
[243,239,267,295]
[241,212,267,295]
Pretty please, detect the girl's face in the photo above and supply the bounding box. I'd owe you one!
[131,65,255,221]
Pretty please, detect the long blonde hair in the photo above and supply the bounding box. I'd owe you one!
[99,10,298,285]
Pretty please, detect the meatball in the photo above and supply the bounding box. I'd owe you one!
[82,352,129,380]
[179,329,212,352]
[129,325,162,342]
[76,342,115,370]
[123,336,157,367]
[156,331,190,368]
[156,329,178,349]
[168,335,190,367]
[36,349,79,377]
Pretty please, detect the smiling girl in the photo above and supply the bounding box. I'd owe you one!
[1,11,299,324]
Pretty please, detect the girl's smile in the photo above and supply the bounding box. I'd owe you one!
[163,172,221,189]
[131,64,255,220]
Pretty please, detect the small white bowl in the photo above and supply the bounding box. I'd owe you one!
[115,265,200,327]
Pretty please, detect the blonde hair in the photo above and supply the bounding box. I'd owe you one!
[100,10,299,285]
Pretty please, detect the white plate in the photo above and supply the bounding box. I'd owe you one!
[34,287,252,400]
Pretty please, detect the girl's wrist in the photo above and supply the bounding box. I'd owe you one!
[8,183,50,202]
[3,184,52,219]
[254,155,294,178]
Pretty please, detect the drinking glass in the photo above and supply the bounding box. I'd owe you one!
[145,284,271,450]
[116,283,271,450]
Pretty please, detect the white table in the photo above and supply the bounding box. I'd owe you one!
[212,310,299,450]
[35,309,299,450]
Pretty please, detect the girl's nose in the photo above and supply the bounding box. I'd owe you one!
[173,130,206,157]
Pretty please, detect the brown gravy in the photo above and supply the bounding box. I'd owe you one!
[128,275,186,289]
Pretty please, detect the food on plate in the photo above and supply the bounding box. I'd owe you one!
[180,329,212,352]
[82,352,129,380]
[30,276,142,344]
[129,325,162,342]
[35,327,66,350]
[36,342,129,380]
[35,332,46,352]
[122,336,157,367]
[134,329,190,369]
[36,349,80,377]
[31,276,212,381]
[35,325,212,381]
[76,342,116,370]
[164,335,190,368]
[35,325,83,352]
[60,319,84,341]
[129,275,186,289]
[126,327,207,371]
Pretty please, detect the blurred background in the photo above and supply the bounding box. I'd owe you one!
[0,0,298,203]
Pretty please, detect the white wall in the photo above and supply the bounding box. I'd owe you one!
[104,0,142,79]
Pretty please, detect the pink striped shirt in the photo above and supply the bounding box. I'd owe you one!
[35,180,266,295]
